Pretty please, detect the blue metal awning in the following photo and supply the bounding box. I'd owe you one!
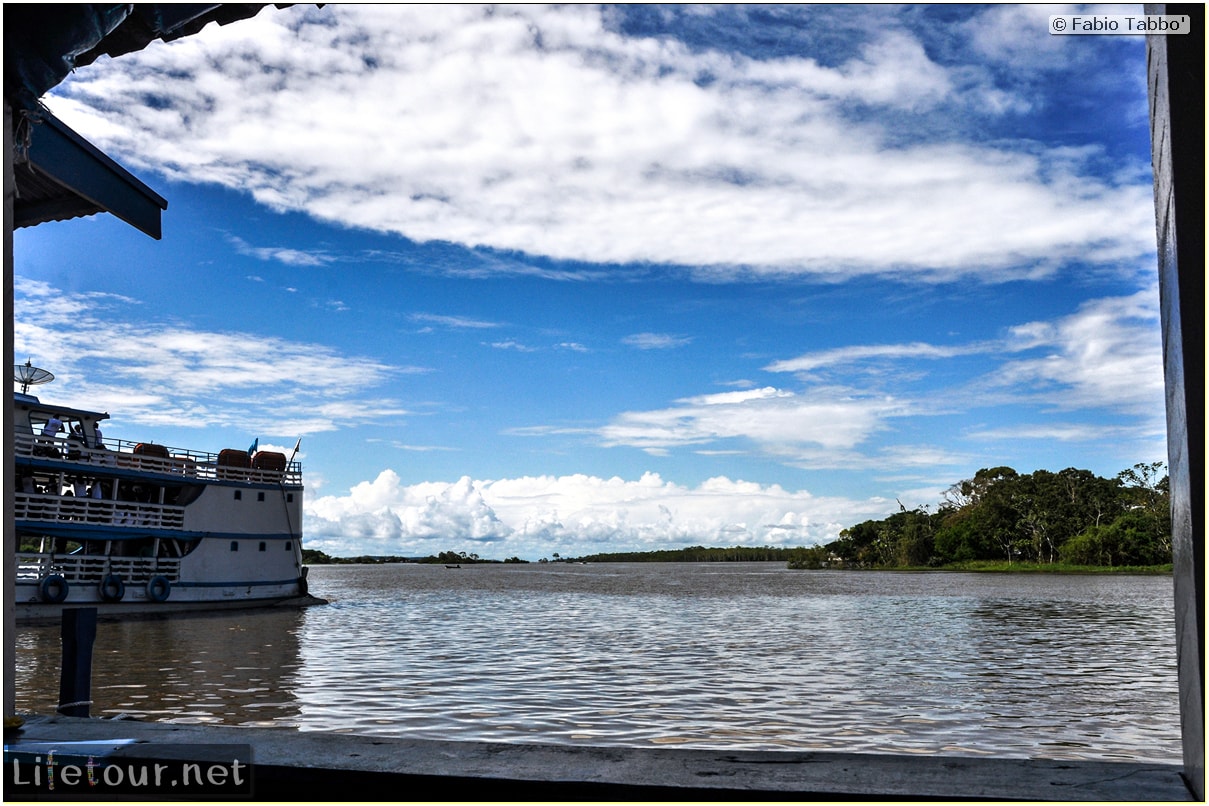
[13,109,168,239]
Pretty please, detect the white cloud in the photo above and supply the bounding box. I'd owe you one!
[765,342,980,374]
[597,386,905,456]
[304,469,894,558]
[47,4,1154,282]
[410,313,501,330]
[993,289,1164,414]
[621,332,692,350]
[489,340,537,352]
[227,234,334,266]
[967,422,1163,443]
[965,4,1083,71]
[964,4,1142,72]
[822,31,954,111]
[13,277,414,436]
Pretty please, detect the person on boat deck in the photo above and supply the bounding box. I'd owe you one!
[34,413,64,456]
[42,413,63,437]
[67,424,85,460]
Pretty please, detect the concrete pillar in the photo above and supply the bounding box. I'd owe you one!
[1144,3,1204,800]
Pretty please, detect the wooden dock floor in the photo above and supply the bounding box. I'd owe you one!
[5,714,1193,801]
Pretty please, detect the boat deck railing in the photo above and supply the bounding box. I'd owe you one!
[16,553,181,583]
[14,431,302,485]
[14,493,187,531]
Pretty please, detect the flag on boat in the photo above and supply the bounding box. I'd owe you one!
[288,437,301,462]
[248,437,258,455]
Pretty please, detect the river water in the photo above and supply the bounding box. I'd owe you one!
[13,562,1181,762]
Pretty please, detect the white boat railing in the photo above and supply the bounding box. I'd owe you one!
[14,493,187,530]
[14,431,302,485]
[16,553,181,583]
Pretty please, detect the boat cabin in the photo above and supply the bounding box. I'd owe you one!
[14,392,110,456]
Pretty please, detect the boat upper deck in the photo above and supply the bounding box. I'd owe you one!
[14,430,302,487]
[13,390,301,487]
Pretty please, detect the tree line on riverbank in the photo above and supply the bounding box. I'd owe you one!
[789,462,1171,570]
[300,549,529,565]
[567,546,799,563]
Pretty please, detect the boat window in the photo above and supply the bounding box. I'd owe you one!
[286,493,294,503]
[259,542,266,552]
[285,542,292,551]
[230,541,239,551]
[234,490,242,500]
[257,492,265,502]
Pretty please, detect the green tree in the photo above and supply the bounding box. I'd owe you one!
[1106,509,1170,565]
[786,545,831,569]
[1010,468,1125,563]
[1060,526,1110,566]
[968,467,1024,563]
[823,462,1170,570]
[830,520,883,567]
[1116,462,1171,559]
[934,509,988,563]
[892,505,937,566]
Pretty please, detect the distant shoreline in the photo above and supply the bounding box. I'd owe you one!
[302,548,1171,574]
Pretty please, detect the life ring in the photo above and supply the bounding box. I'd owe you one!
[99,573,125,602]
[39,574,69,604]
[146,576,172,602]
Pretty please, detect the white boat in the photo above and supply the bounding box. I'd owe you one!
[12,367,325,622]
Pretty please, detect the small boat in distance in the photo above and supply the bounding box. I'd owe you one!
[445,564,461,569]
[12,364,326,622]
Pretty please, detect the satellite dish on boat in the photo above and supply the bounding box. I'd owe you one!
[14,360,53,394]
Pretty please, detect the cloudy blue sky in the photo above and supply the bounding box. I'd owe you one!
[14,4,1165,560]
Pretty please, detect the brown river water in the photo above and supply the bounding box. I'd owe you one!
[13,562,1181,762]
